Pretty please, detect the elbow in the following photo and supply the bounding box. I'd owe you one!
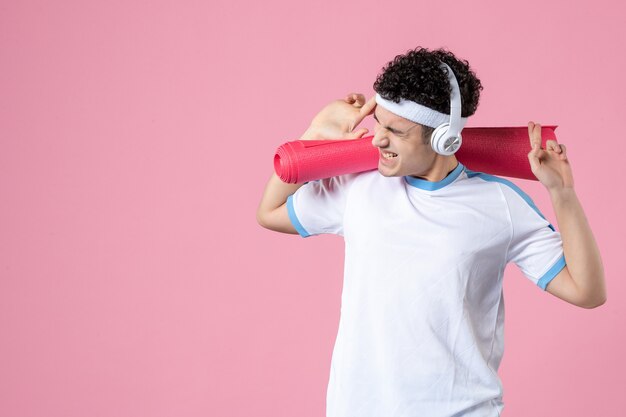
[578,290,607,309]
[580,296,607,309]
[571,271,607,309]
[256,211,268,229]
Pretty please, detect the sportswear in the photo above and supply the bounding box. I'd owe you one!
[286,163,566,417]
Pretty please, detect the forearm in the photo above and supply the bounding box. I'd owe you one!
[550,187,606,304]
[256,128,319,220]
[257,173,304,218]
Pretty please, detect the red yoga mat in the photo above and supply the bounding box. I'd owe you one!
[274,126,557,183]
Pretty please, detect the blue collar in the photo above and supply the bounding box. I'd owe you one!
[404,163,465,191]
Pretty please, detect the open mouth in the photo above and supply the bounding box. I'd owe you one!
[381,151,398,159]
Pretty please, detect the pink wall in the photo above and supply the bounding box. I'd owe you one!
[1,0,624,416]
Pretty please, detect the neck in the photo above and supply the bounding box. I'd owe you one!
[410,155,459,182]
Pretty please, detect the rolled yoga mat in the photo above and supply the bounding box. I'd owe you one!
[274,126,557,183]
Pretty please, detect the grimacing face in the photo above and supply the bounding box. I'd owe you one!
[371,105,438,179]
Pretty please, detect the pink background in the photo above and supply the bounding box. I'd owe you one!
[1,0,624,416]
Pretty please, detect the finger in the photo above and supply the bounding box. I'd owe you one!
[346,127,369,139]
[346,93,365,107]
[527,125,544,172]
[546,139,560,153]
[352,97,376,129]
[528,140,543,160]
[527,147,542,173]
[534,122,543,149]
[528,121,542,150]
[359,96,377,118]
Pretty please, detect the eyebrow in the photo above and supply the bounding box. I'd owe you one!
[373,110,405,134]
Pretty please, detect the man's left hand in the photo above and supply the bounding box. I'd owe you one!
[527,121,575,192]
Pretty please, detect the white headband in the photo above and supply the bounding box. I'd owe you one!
[375,93,468,129]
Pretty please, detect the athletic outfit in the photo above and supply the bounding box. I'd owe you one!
[286,163,566,417]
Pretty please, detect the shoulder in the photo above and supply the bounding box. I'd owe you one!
[298,171,377,200]
[315,170,388,189]
[464,168,554,229]
[464,168,535,204]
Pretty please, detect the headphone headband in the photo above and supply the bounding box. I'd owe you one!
[440,62,463,139]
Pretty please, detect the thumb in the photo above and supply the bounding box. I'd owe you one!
[345,128,369,139]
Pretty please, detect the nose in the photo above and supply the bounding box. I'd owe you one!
[372,128,390,149]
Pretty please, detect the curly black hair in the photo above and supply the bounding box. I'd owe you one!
[373,47,483,141]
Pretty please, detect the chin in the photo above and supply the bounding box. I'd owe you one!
[377,165,400,177]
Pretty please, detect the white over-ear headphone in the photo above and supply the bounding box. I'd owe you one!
[430,62,463,156]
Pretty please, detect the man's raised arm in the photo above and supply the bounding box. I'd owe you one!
[255,127,321,235]
[527,121,607,308]
[256,94,376,234]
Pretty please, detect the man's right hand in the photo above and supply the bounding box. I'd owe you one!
[301,93,376,141]
[258,93,376,234]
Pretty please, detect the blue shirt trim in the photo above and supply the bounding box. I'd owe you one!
[286,194,311,238]
[464,169,556,231]
[404,162,465,191]
[537,254,567,290]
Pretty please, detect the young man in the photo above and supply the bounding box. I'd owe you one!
[256,47,606,417]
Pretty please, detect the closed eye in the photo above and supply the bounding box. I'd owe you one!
[373,114,404,135]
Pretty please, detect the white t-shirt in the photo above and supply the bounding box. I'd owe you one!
[286,163,566,417]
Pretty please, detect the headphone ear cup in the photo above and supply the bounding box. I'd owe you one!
[431,123,462,156]
[431,123,449,154]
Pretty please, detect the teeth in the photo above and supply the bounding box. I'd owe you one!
[383,152,398,158]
